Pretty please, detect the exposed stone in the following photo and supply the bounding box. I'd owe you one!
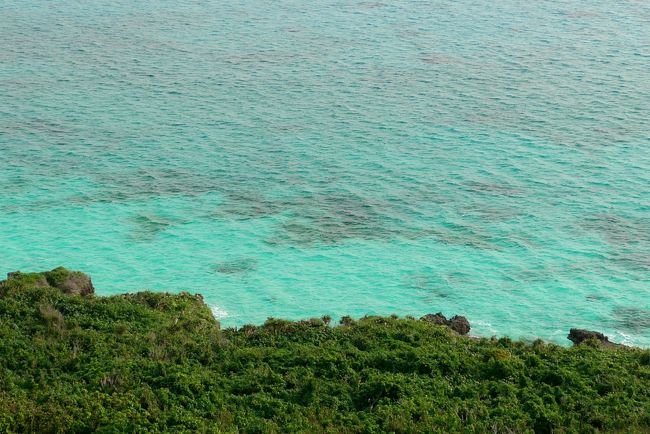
[420,312,448,325]
[448,315,471,335]
[420,312,471,335]
[55,271,95,296]
[567,328,625,348]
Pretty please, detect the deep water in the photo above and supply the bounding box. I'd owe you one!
[1,0,649,346]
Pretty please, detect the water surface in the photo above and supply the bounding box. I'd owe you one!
[1,0,649,345]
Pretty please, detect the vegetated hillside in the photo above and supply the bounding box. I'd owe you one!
[0,269,649,433]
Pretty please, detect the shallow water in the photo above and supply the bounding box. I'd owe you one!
[1,0,649,346]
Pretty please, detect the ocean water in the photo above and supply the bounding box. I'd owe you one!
[1,0,649,346]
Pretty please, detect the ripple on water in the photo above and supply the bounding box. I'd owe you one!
[1,0,650,347]
[129,215,173,242]
[212,258,257,275]
[613,307,650,334]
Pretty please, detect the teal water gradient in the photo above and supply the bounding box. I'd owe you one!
[1,0,649,346]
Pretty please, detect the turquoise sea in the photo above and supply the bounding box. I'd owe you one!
[1,0,649,346]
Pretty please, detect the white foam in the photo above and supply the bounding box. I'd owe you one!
[209,305,229,320]
[612,330,634,346]
[472,320,497,335]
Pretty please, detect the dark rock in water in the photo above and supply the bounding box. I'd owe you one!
[567,328,624,348]
[568,328,608,344]
[3,267,94,296]
[449,315,471,335]
[420,312,471,335]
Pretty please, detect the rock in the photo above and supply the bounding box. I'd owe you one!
[448,315,471,335]
[420,312,448,325]
[420,312,471,335]
[567,328,624,348]
[54,270,95,296]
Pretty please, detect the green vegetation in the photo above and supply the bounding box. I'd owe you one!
[1,269,649,433]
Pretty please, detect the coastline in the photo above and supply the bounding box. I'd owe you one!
[2,267,637,349]
[1,267,649,432]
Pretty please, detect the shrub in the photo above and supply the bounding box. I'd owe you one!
[0,270,648,433]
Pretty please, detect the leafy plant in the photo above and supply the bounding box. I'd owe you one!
[0,270,648,433]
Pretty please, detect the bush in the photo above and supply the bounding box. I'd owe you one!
[0,270,649,433]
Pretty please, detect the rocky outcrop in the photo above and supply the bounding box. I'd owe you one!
[420,313,447,326]
[421,312,471,335]
[448,315,471,335]
[567,328,625,348]
[3,267,95,296]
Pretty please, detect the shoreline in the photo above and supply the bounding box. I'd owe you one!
[3,267,637,350]
[1,267,649,432]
